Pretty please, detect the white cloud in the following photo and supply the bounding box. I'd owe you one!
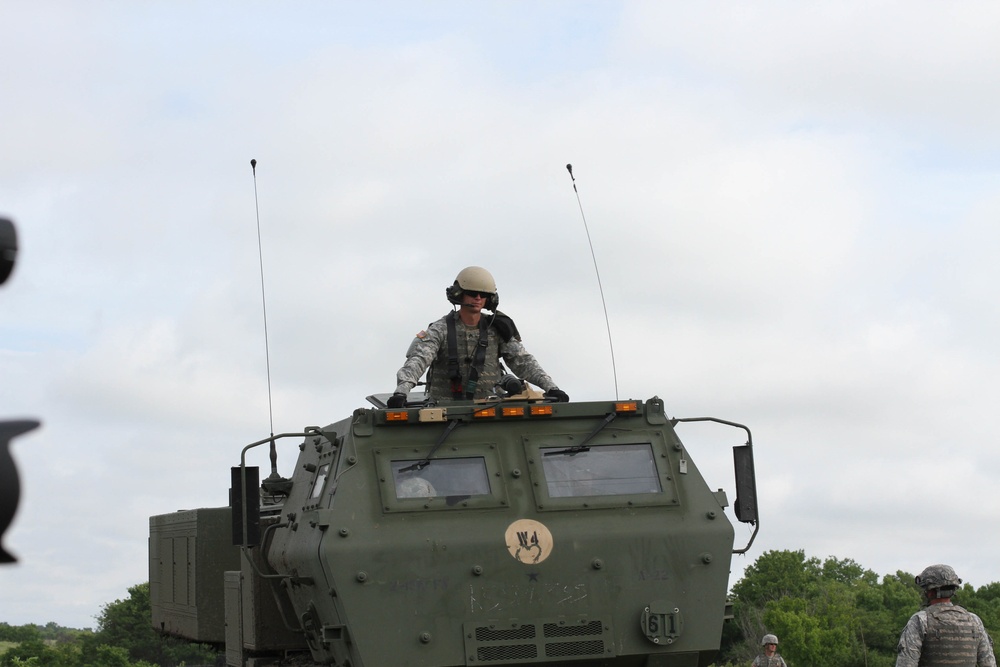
[3,1,1000,629]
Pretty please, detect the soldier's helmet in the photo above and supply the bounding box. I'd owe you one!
[447,266,499,310]
[915,564,962,591]
[761,634,779,646]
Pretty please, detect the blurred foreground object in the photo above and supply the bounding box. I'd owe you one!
[1,217,42,563]
[0,218,17,284]
[0,420,40,562]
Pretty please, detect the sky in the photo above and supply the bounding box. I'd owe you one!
[2,1,1000,630]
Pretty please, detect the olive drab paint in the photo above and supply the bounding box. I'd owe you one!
[149,395,759,666]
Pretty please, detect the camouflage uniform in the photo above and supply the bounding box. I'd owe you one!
[896,602,996,667]
[394,312,556,401]
[751,654,788,667]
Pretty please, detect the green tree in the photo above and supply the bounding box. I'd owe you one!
[0,626,40,644]
[89,645,156,667]
[0,638,79,667]
[721,550,925,667]
[80,583,217,667]
[0,638,46,667]
[731,549,822,606]
[724,550,824,663]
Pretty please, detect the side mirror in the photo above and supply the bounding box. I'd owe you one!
[732,444,759,524]
[231,466,261,547]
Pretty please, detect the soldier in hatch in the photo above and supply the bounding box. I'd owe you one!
[895,563,996,667]
[387,266,568,407]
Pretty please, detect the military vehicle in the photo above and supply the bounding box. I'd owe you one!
[149,387,758,667]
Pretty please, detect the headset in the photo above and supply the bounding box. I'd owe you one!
[445,281,499,312]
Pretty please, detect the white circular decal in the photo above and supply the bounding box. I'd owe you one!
[504,519,554,564]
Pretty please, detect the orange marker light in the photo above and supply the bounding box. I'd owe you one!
[615,402,638,414]
[530,405,553,416]
[385,411,409,422]
[502,406,525,417]
[474,407,497,418]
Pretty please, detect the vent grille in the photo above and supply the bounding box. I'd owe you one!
[478,644,539,662]
[476,625,537,642]
[544,620,603,638]
[546,640,604,658]
[465,618,612,664]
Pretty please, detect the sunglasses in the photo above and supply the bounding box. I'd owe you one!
[464,291,493,299]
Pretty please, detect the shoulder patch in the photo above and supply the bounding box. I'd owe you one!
[415,330,428,339]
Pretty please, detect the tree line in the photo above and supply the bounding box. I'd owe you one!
[0,583,216,667]
[2,550,998,666]
[717,549,1000,666]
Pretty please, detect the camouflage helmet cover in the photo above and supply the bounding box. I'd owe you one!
[915,564,962,590]
[761,634,779,646]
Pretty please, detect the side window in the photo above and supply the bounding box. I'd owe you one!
[310,463,331,499]
[304,439,341,511]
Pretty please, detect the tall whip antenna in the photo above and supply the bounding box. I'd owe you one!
[250,160,277,474]
[566,164,619,399]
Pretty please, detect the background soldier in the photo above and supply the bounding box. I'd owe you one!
[388,266,568,407]
[752,634,788,667]
[896,564,997,667]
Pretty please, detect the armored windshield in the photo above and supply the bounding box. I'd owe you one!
[540,443,662,497]
[391,457,491,500]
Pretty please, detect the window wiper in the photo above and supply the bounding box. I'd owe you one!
[543,412,617,456]
[399,420,460,472]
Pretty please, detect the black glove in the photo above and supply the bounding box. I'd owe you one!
[386,392,407,408]
[544,388,569,403]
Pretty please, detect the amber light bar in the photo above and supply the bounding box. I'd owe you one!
[501,406,524,417]
[473,407,497,418]
[384,410,409,422]
[530,405,553,416]
[615,401,638,413]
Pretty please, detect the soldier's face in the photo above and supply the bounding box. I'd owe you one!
[461,292,486,311]
[764,643,777,656]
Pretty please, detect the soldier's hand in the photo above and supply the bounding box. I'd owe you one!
[544,388,569,403]
[386,393,407,408]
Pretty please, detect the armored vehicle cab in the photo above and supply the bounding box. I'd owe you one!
[150,394,758,667]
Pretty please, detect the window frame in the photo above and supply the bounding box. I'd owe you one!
[523,430,680,511]
[375,442,509,513]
